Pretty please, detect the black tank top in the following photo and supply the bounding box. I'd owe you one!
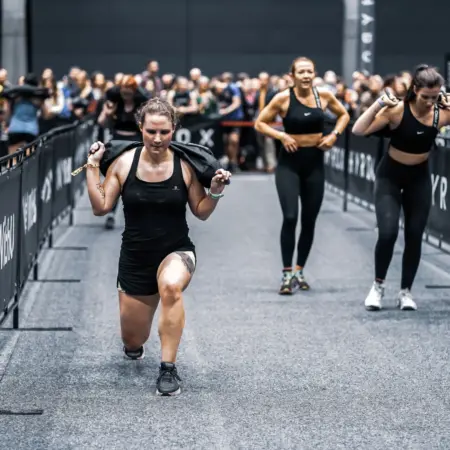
[114,106,139,133]
[282,87,325,135]
[121,147,194,253]
[216,85,234,109]
[389,102,440,154]
[173,91,191,108]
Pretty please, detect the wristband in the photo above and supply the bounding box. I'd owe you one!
[332,130,340,137]
[207,188,224,199]
[71,160,100,176]
[377,98,386,108]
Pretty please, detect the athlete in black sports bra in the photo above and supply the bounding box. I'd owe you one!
[353,64,450,312]
[255,57,350,295]
[85,97,231,396]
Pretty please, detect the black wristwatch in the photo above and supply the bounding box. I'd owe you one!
[332,130,341,136]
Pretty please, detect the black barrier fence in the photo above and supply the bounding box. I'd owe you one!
[0,118,96,328]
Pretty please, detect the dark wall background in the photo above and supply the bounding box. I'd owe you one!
[29,0,450,80]
[374,0,449,77]
[29,0,343,78]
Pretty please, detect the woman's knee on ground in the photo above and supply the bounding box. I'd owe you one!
[120,309,152,348]
[119,293,159,349]
[121,329,149,350]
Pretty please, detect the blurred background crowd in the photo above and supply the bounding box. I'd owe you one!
[0,59,448,172]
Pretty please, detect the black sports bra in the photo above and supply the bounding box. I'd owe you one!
[282,87,325,135]
[389,102,440,154]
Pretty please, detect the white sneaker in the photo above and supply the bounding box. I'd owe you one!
[397,289,417,311]
[365,281,384,311]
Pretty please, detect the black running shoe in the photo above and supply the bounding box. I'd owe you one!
[123,345,145,360]
[156,362,182,396]
[292,271,310,291]
[279,271,294,295]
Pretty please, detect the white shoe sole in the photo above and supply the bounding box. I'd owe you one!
[365,304,382,311]
[398,303,417,311]
[156,387,181,397]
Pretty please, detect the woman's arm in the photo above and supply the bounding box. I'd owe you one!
[183,162,231,221]
[184,91,200,114]
[316,91,351,150]
[352,94,399,136]
[85,142,122,216]
[254,93,285,140]
[438,93,450,127]
[324,91,350,135]
[254,92,298,152]
[97,101,116,127]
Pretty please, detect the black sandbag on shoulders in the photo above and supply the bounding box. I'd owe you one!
[99,140,229,188]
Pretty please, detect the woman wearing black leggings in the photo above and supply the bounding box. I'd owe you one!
[353,64,450,311]
[255,57,350,295]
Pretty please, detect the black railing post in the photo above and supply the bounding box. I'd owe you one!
[343,127,350,212]
[13,153,24,329]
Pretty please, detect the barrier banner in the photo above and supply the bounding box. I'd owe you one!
[51,132,73,219]
[346,134,381,204]
[19,152,40,285]
[428,144,450,241]
[38,139,54,244]
[0,166,21,309]
[175,115,223,159]
[324,134,347,191]
[72,121,94,198]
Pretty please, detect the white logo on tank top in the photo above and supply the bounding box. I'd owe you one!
[417,131,424,134]
[304,113,311,116]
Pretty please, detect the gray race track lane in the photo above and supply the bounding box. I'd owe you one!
[0,174,449,450]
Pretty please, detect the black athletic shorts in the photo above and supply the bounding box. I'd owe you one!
[117,245,196,296]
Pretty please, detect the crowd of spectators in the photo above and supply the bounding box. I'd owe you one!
[0,60,448,170]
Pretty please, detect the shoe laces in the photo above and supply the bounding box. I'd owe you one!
[294,271,305,282]
[373,282,384,294]
[281,272,292,282]
[399,289,413,301]
[158,367,181,384]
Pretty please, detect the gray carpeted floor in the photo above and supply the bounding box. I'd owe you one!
[1,173,449,450]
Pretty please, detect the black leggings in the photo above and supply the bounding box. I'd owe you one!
[374,154,431,289]
[275,147,325,268]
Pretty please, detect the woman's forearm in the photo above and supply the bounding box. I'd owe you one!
[97,110,110,127]
[195,194,222,221]
[352,100,383,135]
[334,111,350,135]
[86,166,107,215]
[254,120,283,141]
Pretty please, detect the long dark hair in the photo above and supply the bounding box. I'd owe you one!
[404,64,444,102]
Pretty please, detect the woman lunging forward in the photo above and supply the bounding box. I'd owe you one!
[85,98,231,395]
